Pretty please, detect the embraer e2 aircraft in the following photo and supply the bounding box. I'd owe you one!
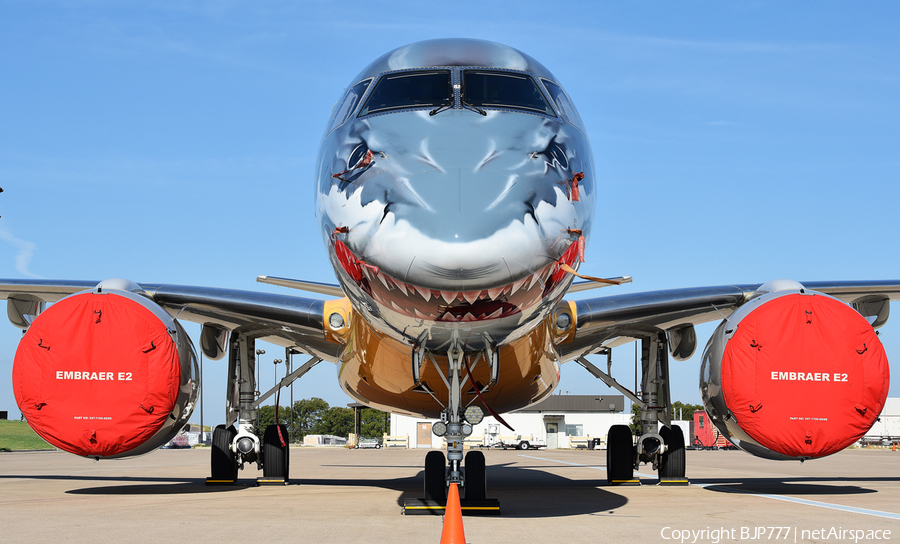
[3,39,895,509]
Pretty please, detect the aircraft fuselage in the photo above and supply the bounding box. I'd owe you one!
[314,39,595,415]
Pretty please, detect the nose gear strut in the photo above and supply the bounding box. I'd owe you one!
[402,338,501,515]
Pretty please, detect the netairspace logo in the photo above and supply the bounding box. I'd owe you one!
[660,526,892,544]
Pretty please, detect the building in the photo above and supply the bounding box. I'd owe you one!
[391,395,632,449]
[864,398,900,443]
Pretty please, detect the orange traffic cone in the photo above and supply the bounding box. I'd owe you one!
[440,483,467,544]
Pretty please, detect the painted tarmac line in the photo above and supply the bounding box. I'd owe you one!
[692,484,900,521]
[520,454,900,521]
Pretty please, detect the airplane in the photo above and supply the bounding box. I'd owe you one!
[2,38,896,508]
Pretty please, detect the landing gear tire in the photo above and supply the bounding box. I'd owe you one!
[659,425,685,480]
[263,424,290,480]
[606,424,634,484]
[518,441,530,450]
[211,424,238,481]
[464,450,486,501]
[424,450,446,502]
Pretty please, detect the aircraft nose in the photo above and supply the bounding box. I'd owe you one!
[371,143,578,289]
[398,163,533,242]
[326,112,587,290]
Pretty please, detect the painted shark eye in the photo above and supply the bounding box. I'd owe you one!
[548,143,568,170]
[348,143,371,170]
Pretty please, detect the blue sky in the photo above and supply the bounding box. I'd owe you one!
[1,1,898,425]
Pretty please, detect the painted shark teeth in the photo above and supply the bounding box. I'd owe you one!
[338,241,577,323]
[377,271,391,291]
[487,286,505,300]
[463,290,480,304]
[510,277,528,295]
[413,284,432,302]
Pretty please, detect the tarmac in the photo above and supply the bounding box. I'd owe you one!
[0,446,898,543]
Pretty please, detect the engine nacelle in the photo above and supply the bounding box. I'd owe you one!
[13,279,199,459]
[700,281,889,460]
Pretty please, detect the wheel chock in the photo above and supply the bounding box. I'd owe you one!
[256,477,288,486]
[608,479,642,486]
[205,478,236,486]
[402,498,501,516]
[658,478,690,486]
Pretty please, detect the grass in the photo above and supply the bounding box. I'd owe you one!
[0,420,55,451]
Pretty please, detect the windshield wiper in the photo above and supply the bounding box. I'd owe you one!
[429,83,455,116]
[429,101,452,116]
[462,100,487,116]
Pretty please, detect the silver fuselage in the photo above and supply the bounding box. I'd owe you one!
[315,39,595,351]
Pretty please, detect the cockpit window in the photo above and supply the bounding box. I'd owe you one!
[540,79,586,134]
[359,70,452,116]
[463,70,555,116]
[326,79,371,134]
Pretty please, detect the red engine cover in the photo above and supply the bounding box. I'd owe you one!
[721,293,889,458]
[13,292,181,457]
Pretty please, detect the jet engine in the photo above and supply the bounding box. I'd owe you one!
[700,280,889,460]
[12,279,198,459]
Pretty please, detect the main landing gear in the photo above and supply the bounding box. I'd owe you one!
[404,340,500,515]
[206,331,321,486]
[576,333,689,486]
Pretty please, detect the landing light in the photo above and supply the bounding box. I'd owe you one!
[555,312,572,331]
[433,421,448,437]
[464,405,484,425]
[236,437,255,454]
[329,312,345,329]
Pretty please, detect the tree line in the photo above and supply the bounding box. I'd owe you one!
[255,397,389,443]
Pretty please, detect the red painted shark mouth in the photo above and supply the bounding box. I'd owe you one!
[333,238,579,323]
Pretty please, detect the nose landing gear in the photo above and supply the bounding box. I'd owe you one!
[403,341,500,515]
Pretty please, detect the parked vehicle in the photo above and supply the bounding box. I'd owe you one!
[355,437,382,449]
[480,425,546,450]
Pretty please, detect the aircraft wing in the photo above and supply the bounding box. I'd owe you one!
[560,280,900,360]
[0,279,341,361]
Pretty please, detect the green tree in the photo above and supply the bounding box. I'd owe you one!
[255,405,291,439]
[289,397,329,441]
[315,407,354,437]
[360,407,389,438]
[671,401,703,421]
[629,402,641,434]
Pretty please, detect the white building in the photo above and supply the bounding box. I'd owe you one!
[391,395,633,449]
[865,398,900,441]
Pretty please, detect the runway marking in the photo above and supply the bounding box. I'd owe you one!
[519,455,900,521]
[692,484,900,521]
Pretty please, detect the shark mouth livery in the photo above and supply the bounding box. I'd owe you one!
[332,230,582,324]
[1,38,896,510]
